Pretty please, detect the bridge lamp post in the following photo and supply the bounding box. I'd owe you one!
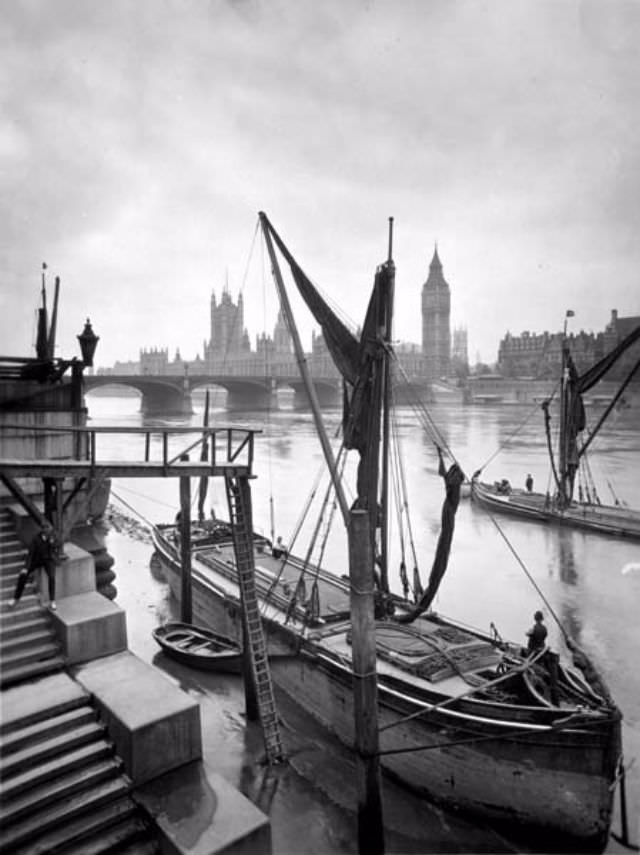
[76,318,99,368]
[69,318,100,410]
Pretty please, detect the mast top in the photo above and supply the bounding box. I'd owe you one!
[387,217,394,263]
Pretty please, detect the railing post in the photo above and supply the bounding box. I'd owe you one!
[179,453,192,623]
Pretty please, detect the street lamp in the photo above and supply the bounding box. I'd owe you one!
[77,319,99,368]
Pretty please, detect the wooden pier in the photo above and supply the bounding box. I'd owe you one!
[0,424,258,480]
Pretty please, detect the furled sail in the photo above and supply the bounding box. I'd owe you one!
[396,450,465,623]
[558,323,640,502]
[262,220,361,385]
[262,215,393,511]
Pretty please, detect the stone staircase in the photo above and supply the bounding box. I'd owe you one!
[0,509,160,854]
[0,510,64,688]
[0,674,159,854]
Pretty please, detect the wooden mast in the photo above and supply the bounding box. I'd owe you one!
[48,276,60,361]
[259,212,350,526]
[379,217,395,594]
[558,311,573,507]
[259,211,386,854]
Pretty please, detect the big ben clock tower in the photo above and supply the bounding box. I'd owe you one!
[421,246,451,380]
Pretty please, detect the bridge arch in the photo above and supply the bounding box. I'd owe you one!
[85,376,192,416]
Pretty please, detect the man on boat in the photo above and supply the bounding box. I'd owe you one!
[525,473,534,492]
[526,610,547,655]
[272,536,288,560]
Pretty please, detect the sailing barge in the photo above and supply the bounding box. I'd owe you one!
[472,319,640,540]
[152,214,622,851]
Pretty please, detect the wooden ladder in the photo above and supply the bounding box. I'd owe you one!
[225,473,284,764]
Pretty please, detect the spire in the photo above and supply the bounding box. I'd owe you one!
[429,243,442,272]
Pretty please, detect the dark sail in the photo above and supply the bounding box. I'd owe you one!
[263,221,361,385]
[559,323,640,502]
[396,452,465,622]
[262,214,392,507]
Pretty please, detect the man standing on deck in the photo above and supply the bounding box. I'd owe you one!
[526,610,548,655]
[9,523,58,610]
[525,473,534,492]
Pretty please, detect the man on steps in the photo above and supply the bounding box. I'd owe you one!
[9,523,58,610]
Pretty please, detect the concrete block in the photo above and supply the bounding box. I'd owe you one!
[52,591,127,663]
[39,542,96,602]
[73,651,202,785]
[135,759,271,855]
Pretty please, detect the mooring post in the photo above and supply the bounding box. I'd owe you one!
[179,454,192,623]
[348,509,385,855]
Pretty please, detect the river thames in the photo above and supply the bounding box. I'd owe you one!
[87,390,640,854]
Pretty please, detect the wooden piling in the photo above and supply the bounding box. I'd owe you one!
[348,509,385,855]
[179,455,192,623]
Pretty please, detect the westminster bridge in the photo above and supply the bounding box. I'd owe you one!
[86,355,432,415]
[84,370,344,415]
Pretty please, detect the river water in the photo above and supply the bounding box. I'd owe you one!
[87,391,640,854]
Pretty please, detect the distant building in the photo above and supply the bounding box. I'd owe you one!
[140,347,169,374]
[273,309,292,355]
[203,288,250,367]
[451,327,469,379]
[497,310,640,380]
[421,246,451,380]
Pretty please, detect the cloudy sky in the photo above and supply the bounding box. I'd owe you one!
[1,0,639,369]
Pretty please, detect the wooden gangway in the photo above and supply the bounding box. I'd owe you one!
[0,425,259,479]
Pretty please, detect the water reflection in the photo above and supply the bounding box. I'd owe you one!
[556,529,578,586]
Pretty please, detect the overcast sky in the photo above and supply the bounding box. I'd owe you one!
[2,0,639,369]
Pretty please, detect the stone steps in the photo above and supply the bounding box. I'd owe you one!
[0,705,97,757]
[49,814,159,855]
[0,514,159,853]
[0,598,42,626]
[0,671,158,855]
[2,756,125,827]
[0,574,20,596]
[0,513,63,686]
[1,741,115,803]
[0,614,53,643]
[0,776,135,852]
[1,627,54,656]
[0,640,63,689]
[1,720,108,778]
[0,654,66,689]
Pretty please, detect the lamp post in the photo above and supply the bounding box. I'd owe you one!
[77,318,99,368]
[70,319,100,410]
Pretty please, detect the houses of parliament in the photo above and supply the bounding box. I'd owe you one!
[104,248,636,385]
[107,247,465,383]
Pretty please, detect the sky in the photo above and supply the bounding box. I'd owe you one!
[1,0,639,369]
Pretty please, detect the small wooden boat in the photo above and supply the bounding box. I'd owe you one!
[152,621,242,673]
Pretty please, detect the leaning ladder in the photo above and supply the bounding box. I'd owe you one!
[225,473,284,764]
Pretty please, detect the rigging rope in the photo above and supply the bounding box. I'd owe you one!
[110,489,157,530]
[391,353,456,464]
[109,483,177,510]
[390,403,421,599]
[477,387,558,474]
[483,506,570,645]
